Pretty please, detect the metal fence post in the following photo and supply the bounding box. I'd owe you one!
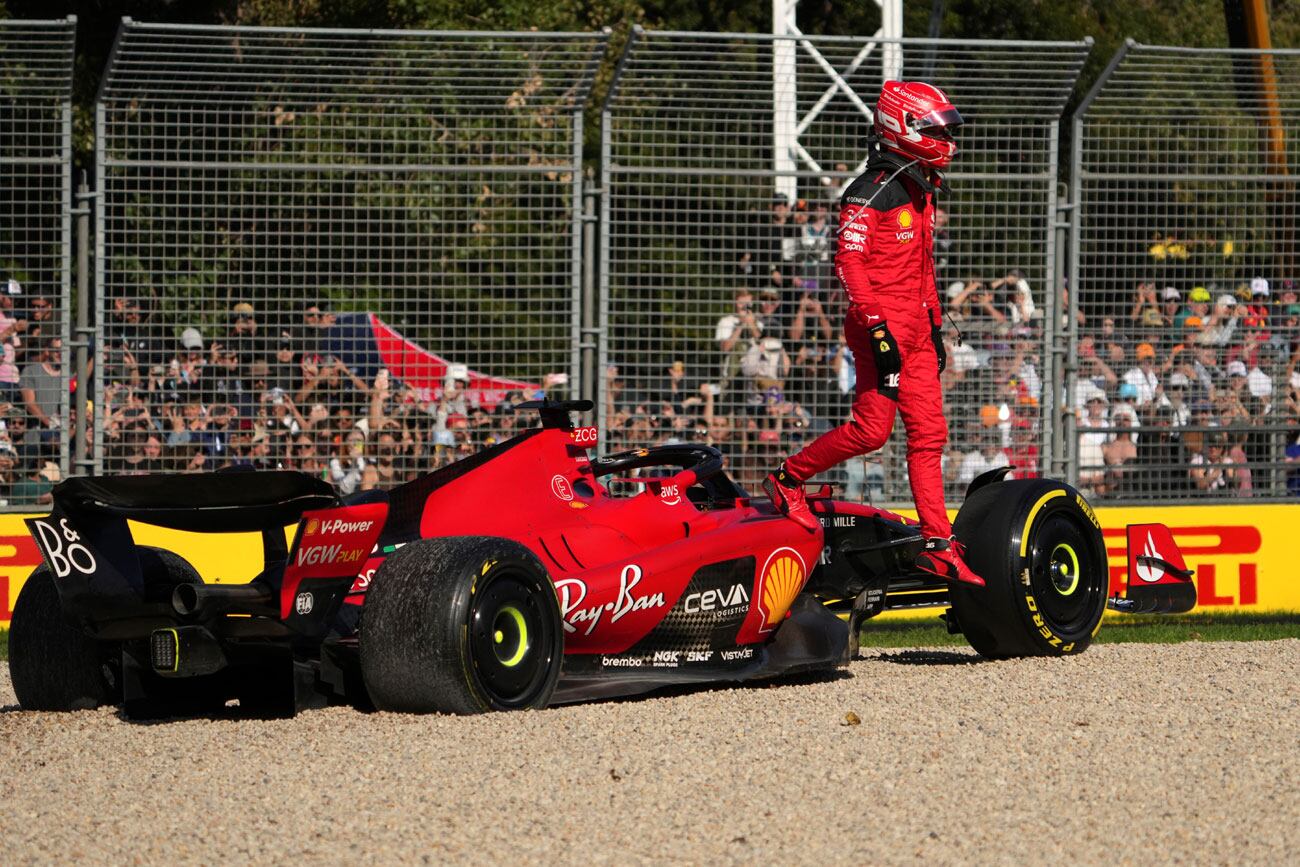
[1067,39,1130,494]
[73,176,94,474]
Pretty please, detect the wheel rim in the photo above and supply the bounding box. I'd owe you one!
[1027,511,1103,635]
[468,569,555,708]
[1049,543,1081,596]
[491,605,530,668]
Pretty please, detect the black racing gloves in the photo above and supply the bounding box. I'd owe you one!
[932,323,947,374]
[869,322,902,401]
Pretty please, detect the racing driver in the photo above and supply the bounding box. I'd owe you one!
[763,80,984,588]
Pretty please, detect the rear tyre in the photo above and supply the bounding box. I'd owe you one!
[137,546,203,604]
[9,566,113,710]
[360,537,563,714]
[11,546,204,712]
[950,479,1107,658]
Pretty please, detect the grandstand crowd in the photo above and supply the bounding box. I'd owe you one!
[3,196,1299,506]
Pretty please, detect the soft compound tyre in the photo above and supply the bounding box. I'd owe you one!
[10,546,203,712]
[949,478,1107,658]
[360,537,563,714]
[9,566,114,710]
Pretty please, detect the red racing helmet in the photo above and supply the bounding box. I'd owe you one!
[872,80,964,170]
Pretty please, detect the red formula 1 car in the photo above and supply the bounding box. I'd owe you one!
[8,401,1196,717]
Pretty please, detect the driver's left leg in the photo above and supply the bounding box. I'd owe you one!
[897,334,984,587]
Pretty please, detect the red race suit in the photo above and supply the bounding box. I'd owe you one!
[784,152,951,538]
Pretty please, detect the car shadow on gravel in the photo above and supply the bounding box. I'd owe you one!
[864,649,985,666]
[588,668,854,709]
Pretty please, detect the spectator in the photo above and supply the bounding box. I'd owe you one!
[956,431,1010,488]
[1164,372,1192,426]
[1175,286,1212,330]
[1075,336,1118,406]
[1186,344,1223,400]
[715,288,764,400]
[18,335,63,462]
[1136,405,1185,494]
[296,300,335,358]
[1198,294,1239,346]
[739,192,796,290]
[1189,431,1236,493]
[1102,405,1138,494]
[10,460,59,506]
[1098,317,1125,365]
[1158,286,1182,326]
[1128,282,1165,330]
[328,430,368,494]
[23,293,54,345]
[1076,386,1110,494]
[740,336,790,412]
[991,270,1037,324]
[795,200,833,290]
[1121,342,1161,408]
[226,301,268,364]
[754,289,789,340]
[947,279,1006,332]
[0,284,25,402]
[1005,418,1039,478]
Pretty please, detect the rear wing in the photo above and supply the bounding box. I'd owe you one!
[25,471,342,631]
[1107,523,1197,614]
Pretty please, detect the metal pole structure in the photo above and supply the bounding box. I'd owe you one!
[1066,38,1132,490]
[597,27,640,440]
[772,0,902,199]
[73,175,93,475]
[880,0,903,79]
[1039,125,1061,479]
[581,172,597,412]
[772,0,799,203]
[93,18,131,476]
[59,21,76,478]
[569,110,585,404]
[1050,186,1072,479]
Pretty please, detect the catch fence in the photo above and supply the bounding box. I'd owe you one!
[1071,42,1300,502]
[0,17,76,505]
[600,29,1090,499]
[94,21,606,487]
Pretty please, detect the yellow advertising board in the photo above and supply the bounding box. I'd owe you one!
[0,505,1296,626]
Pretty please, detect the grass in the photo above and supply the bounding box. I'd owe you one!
[2,614,1297,663]
[858,612,1300,648]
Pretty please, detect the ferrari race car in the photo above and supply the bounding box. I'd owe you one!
[8,401,1196,718]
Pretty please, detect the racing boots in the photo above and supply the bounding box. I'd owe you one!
[914,536,986,587]
[763,464,819,533]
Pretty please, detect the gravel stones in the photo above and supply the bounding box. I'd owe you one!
[3,640,1296,864]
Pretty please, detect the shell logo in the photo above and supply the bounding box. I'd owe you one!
[305,518,319,535]
[897,209,913,229]
[758,547,807,631]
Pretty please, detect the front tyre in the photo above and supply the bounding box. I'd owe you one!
[360,537,563,714]
[950,479,1107,658]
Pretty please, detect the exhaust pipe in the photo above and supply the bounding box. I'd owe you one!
[173,581,277,618]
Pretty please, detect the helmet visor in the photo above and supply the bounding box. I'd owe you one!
[912,107,964,134]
